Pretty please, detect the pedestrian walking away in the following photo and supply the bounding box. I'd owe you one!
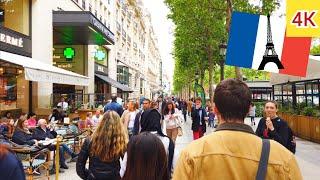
[104,95,124,116]
[76,111,128,180]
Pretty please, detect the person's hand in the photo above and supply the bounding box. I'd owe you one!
[204,117,209,121]
[266,117,274,131]
[34,140,38,146]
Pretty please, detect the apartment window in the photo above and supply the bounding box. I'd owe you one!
[95,10,98,17]
[89,3,92,11]
[100,16,102,21]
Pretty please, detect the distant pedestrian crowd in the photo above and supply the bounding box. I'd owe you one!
[0,79,301,180]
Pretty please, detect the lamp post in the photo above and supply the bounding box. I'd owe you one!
[194,71,206,107]
[219,43,227,81]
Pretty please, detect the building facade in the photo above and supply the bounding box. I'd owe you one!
[0,0,162,117]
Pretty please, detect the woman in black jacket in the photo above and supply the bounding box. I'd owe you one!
[256,101,289,147]
[76,111,128,180]
[12,117,38,146]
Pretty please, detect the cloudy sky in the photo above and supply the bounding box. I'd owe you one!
[142,0,175,83]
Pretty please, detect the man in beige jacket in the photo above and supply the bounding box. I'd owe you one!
[173,79,302,180]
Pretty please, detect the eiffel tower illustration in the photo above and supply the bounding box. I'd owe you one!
[258,15,284,70]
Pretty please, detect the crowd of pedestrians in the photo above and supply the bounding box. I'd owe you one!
[0,79,303,180]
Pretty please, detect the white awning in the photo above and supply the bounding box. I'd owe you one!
[0,51,89,86]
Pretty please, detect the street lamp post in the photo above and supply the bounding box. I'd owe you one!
[219,43,227,81]
[194,71,206,107]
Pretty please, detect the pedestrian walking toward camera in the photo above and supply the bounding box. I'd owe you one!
[173,79,302,180]
[256,101,295,153]
[191,97,207,140]
[164,101,182,143]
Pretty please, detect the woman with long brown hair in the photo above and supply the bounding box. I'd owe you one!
[122,132,169,180]
[76,111,128,180]
[163,101,181,143]
[12,116,38,146]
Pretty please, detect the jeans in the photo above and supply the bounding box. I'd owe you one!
[61,144,74,157]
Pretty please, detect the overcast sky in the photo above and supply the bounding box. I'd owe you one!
[142,0,175,83]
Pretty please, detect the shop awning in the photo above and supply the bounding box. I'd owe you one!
[53,11,115,45]
[0,51,89,86]
[95,73,133,92]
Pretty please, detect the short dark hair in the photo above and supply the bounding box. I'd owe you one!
[265,100,278,109]
[195,97,202,102]
[213,79,252,121]
[111,96,117,102]
[143,98,151,103]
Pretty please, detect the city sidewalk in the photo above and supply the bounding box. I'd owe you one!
[52,116,320,179]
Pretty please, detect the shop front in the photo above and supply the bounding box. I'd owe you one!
[52,10,117,108]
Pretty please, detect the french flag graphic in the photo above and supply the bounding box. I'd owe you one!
[226,12,312,77]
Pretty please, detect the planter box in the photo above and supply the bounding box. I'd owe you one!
[280,112,320,144]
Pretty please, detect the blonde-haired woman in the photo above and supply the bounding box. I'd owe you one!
[121,100,139,138]
[76,111,128,180]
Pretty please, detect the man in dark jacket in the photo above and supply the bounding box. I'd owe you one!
[104,96,124,116]
[132,98,151,135]
[33,119,77,169]
[256,101,288,148]
[191,97,207,140]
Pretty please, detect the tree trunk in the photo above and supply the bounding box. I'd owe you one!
[220,60,225,81]
[226,0,243,81]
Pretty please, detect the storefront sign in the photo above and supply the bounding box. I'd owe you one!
[95,63,108,75]
[0,9,4,23]
[0,26,31,57]
[90,17,115,43]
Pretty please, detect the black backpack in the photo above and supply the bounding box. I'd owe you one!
[287,127,296,154]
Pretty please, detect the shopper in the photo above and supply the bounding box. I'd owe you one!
[256,101,289,147]
[163,101,181,143]
[191,97,207,140]
[121,100,139,138]
[133,98,151,135]
[248,102,256,126]
[122,132,169,180]
[76,111,128,180]
[120,109,175,178]
[173,79,302,180]
[104,96,124,116]
[0,144,25,180]
[208,107,215,128]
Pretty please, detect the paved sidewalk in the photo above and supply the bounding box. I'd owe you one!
[51,116,320,179]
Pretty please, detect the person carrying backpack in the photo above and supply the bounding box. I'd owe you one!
[256,101,296,153]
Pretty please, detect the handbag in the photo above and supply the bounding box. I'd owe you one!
[177,126,183,136]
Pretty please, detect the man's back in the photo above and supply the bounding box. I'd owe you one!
[173,124,302,180]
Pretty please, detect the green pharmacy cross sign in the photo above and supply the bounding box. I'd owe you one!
[63,47,75,61]
[95,50,106,61]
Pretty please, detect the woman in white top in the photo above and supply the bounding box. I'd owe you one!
[120,109,176,179]
[163,101,181,143]
[121,100,139,138]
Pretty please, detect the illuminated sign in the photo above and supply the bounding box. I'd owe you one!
[95,50,106,61]
[63,47,75,61]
